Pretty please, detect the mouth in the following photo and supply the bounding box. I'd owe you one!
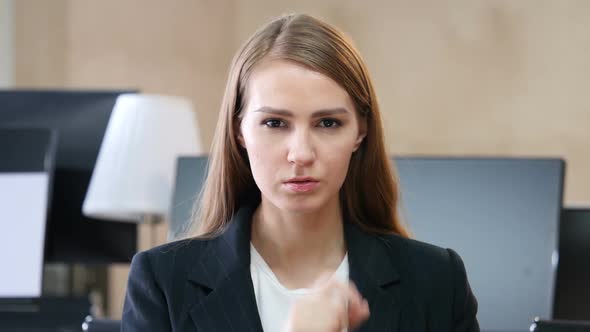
[283,177,320,193]
[285,176,319,183]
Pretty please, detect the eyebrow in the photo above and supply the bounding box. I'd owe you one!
[253,106,350,118]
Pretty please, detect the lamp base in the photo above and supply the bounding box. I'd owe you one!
[137,214,164,251]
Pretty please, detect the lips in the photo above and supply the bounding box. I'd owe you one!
[285,176,318,183]
[283,177,319,193]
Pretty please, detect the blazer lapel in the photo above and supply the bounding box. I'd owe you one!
[344,222,403,332]
[186,205,264,332]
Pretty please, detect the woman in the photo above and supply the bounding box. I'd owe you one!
[122,13,479,332]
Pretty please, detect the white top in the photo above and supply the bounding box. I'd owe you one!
[250,243,349,332]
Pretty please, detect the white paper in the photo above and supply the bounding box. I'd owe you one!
[0,173,49,298]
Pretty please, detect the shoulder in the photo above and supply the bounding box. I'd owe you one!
[381,234,479,329]
[377,233,460,270]
[376,233,469,296]
[123,237,222,330]
[128,236,216,285]
[377,233,479,328]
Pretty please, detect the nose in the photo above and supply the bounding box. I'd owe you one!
[287,129,316,167]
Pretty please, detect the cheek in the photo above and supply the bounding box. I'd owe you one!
[243,130,279,164]
[241,124,282,186]
[320,138,356,180]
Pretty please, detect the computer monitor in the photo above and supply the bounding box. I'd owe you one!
[394,157,565,332]
[0,128,57,298]
[553,208,590,320]
[0,90,138,263]
[169,156,209,240]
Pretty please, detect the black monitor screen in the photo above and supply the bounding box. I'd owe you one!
[0,90,138,263]
[553,208,590,320]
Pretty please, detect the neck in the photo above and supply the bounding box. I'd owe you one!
[251,197,346,272]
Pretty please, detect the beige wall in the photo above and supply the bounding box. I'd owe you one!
[13,0,590,318]
[233,0,590,204]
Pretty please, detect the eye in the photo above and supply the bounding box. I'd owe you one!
[263,119,286,128]
[318,118,341,128]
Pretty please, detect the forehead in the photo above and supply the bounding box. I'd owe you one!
[245,59,354,114]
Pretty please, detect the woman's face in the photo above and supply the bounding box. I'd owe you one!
[238,59,366,213]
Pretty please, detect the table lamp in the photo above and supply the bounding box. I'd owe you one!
[82,93,202,248]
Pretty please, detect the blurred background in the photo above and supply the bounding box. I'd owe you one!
[0,0,589,329]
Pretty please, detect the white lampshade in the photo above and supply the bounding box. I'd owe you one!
[83,93,202,222]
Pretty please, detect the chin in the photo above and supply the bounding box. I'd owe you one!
[273,195,329,214]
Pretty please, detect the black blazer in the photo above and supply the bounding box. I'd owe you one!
[122,205,479,331]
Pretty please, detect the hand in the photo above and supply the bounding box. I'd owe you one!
[282,273,370,332]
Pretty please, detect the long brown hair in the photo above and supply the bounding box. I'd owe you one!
[190,13,409,238]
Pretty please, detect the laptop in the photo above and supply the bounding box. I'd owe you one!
[530,318,590,332]
[0,128,57,300]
